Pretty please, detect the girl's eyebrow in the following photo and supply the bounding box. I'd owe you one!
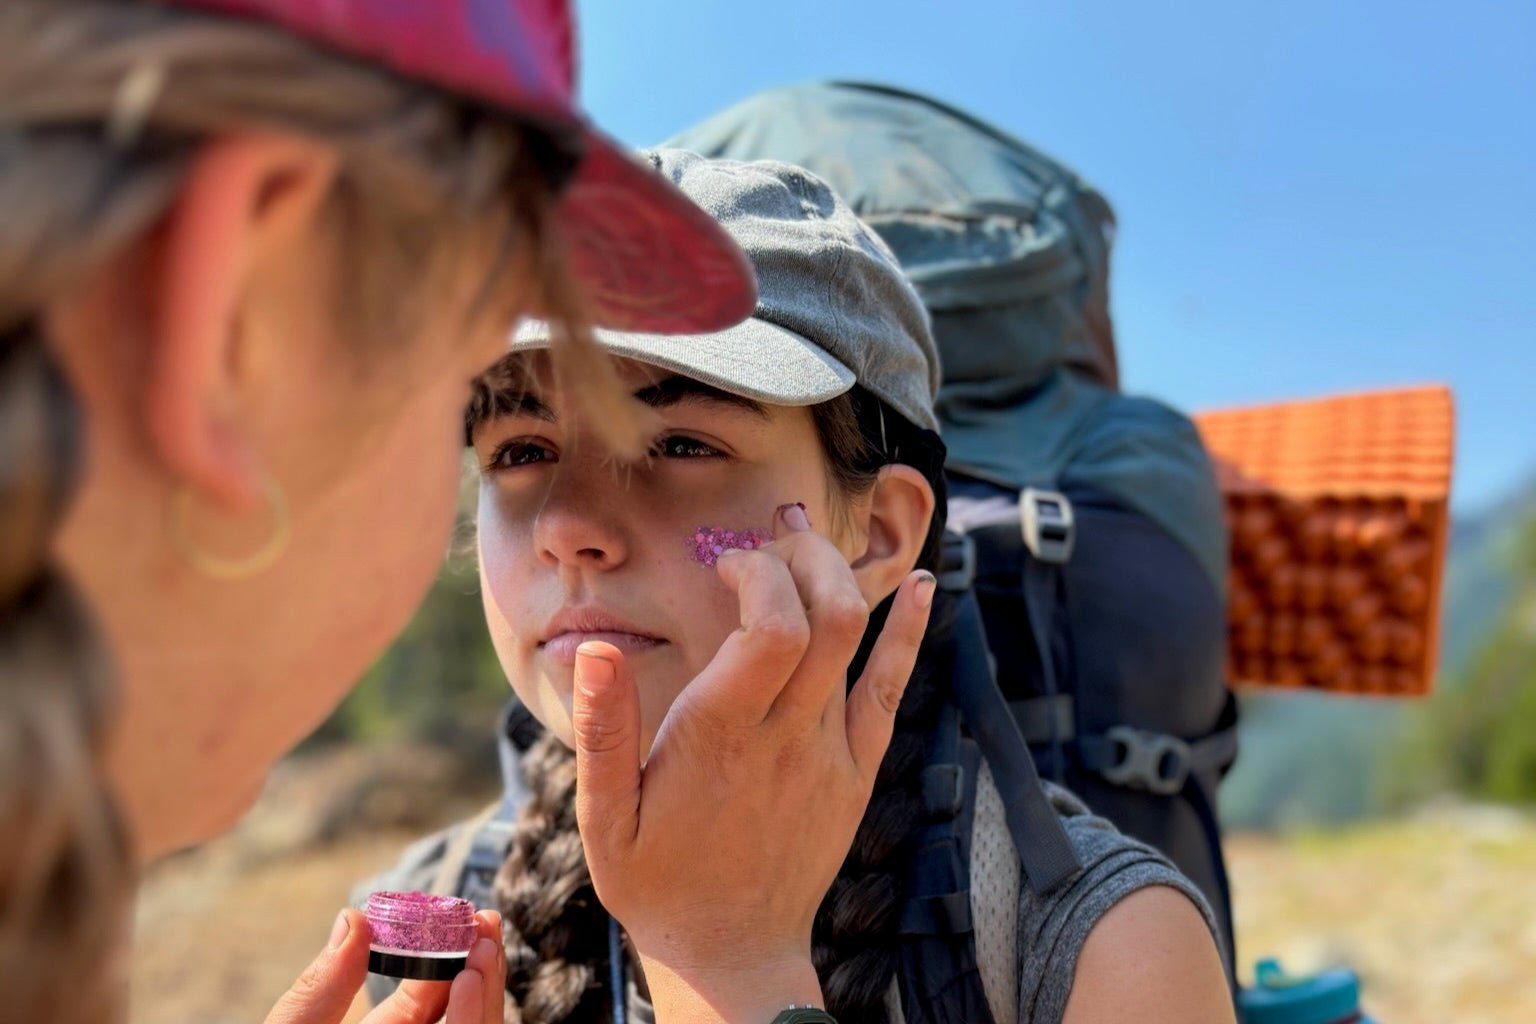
[507,393,555,422]
[633,375,770,418]
[471,372,768,434]
[471,390,554,424]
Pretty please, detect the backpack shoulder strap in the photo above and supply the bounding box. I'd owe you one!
[1018,488,1074,783]
[429,700,534,905]
[429,800,505,897]
[946,588,1082,893]
[901,576,1081,1021]
[946,484,1076,786]
[896,694,995,1024]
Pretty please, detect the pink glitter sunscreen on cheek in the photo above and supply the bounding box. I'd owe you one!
[688,525,773,566]
[363,891,478,980]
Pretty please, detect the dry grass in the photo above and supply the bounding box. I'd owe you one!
[1229,804,1536,1024]
[131,829,426,1024]
[127,787,1536,1024]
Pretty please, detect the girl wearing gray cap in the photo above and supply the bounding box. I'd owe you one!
[357,151,1232,1024]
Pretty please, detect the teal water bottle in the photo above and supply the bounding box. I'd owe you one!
[1238,959,1379,1024]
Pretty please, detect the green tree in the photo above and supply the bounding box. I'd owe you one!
[310,463,510,747]
[1395,515,1536,804]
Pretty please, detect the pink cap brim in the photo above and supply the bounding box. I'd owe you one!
[555,128,758,333]
[157,0,756,334]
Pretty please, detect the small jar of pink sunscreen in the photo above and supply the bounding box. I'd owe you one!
[363,891,478,980]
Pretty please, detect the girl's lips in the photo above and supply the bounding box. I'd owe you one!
[540,631,665,666]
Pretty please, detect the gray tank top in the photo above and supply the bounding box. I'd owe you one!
[981,770,1220,1024]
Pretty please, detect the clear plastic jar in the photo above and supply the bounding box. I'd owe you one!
[363,891,478,980]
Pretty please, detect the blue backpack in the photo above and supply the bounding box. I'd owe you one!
[669,82,1240,979]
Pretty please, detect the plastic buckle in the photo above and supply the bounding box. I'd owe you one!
[1020,488,1075,564]
[1101,726,1192,796]
[937,530,977,592]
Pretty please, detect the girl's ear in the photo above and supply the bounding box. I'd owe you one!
[850,463,936,606]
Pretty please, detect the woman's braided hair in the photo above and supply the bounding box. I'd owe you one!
[0,319,130,1024]
[1,2,588,1021]
[494,386,953,1024]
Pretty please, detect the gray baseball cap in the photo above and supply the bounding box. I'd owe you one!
[512,148,940,433]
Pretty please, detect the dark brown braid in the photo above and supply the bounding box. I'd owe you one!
[493,387,952,1024]
[0,320,133,1024]
[493,732,610,1024]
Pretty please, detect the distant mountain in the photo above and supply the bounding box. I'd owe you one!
[1220,472,1536,830]
[1440,479,1536,674]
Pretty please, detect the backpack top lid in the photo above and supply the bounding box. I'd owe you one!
[668,81,1118,393]
[671,83,1229,600]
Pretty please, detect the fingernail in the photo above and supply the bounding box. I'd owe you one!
[576,644,617,686]
[778,501,811,531]
[914,572,937,610]
[328,910,350,950]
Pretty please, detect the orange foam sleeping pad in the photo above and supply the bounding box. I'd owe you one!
[1192,386,1454,697]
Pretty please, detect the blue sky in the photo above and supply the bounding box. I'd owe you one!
[578,1,1533,515]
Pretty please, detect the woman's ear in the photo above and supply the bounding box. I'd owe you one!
[142,134,340,511]
[850,463,936,606]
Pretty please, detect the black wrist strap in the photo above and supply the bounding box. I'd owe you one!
[769,1009,837,1024]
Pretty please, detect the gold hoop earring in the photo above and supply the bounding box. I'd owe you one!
[169,475,291,581]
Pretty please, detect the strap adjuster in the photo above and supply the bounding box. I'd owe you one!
[1020,488,1075,564]
[1101,726,1192,796]
[1009,695,1078,746]
[937,530,977,592]
[920,764,965,818]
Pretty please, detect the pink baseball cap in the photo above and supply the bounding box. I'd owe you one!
[162,0,756,334]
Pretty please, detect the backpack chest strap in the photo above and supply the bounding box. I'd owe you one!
[1009,693,1240,797]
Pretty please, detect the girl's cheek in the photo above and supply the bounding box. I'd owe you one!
[684,501,814,567]
[476,509,533,616]
[686,525,774,567]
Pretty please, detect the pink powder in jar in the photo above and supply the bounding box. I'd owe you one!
[363,891,477,980]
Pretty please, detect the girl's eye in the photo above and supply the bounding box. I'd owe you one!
[487,440,556,471]
[652,435,723,459]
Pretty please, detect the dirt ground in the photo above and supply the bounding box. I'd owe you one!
[1225,805,1536,1024]
[129,792,1536,1024]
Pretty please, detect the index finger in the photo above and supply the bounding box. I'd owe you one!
[691,547,810,725]
[762,530,870,724]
